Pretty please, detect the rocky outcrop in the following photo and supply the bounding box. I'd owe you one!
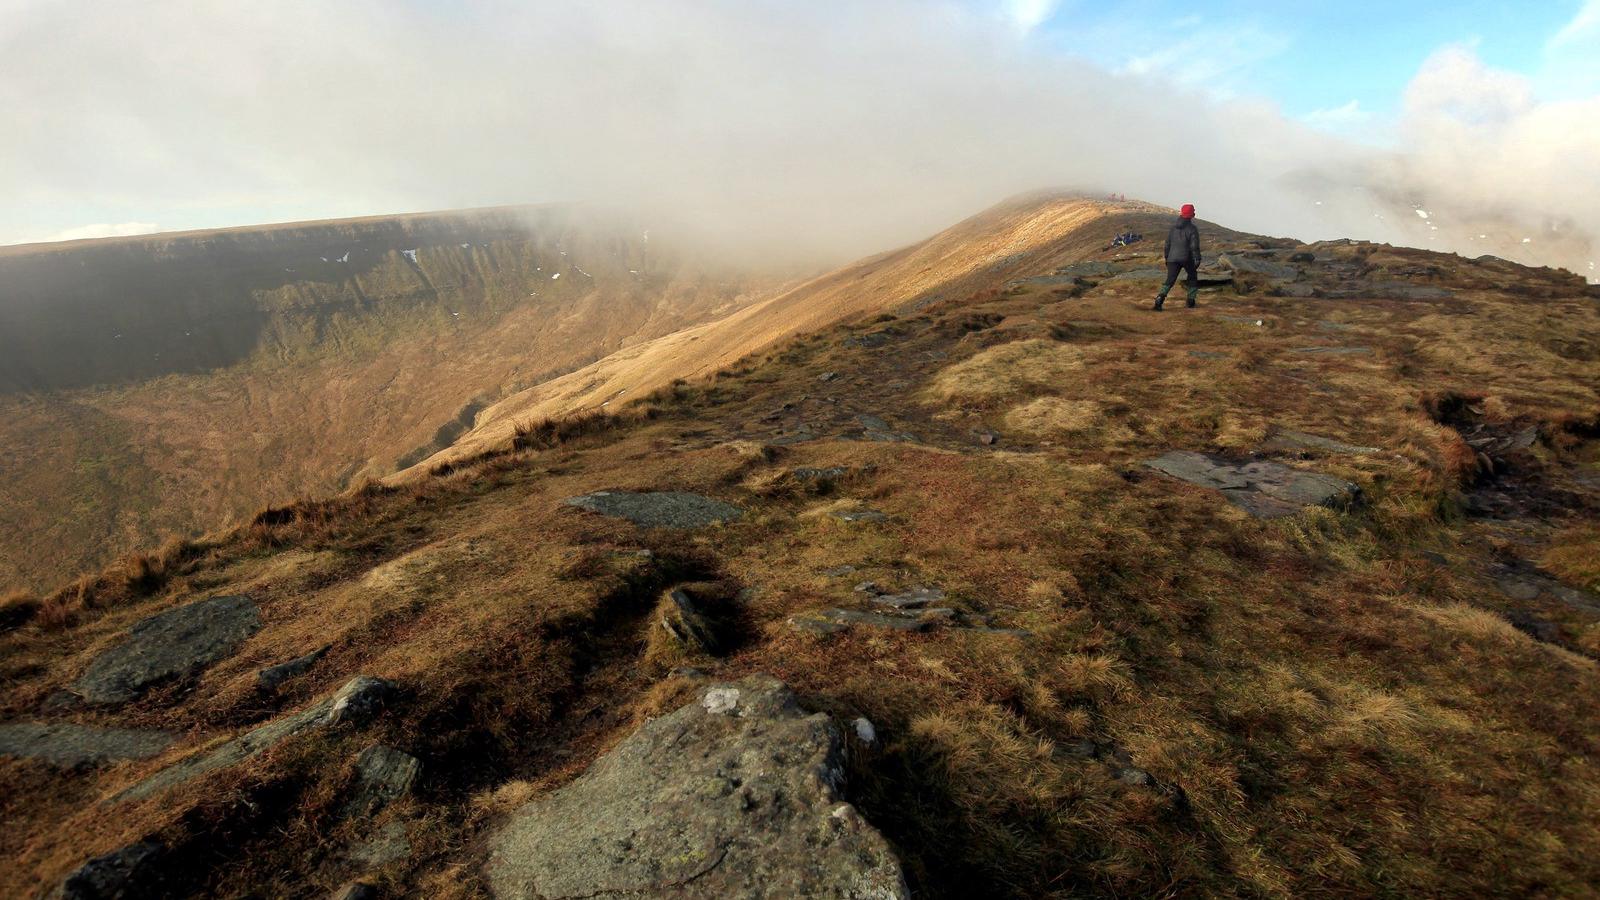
[486,676,906,899]
[116,676,392,803]
[75,594,261,705]
[1145,451,1361,519]
[0,722,174,768]
[564,491,744,528]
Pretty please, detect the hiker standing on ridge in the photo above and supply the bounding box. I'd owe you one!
[1155,204,1202,310]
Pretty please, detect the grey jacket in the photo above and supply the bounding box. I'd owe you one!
[1163,219,1202,264]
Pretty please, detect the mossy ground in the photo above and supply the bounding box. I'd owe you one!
[2,224,1598,897]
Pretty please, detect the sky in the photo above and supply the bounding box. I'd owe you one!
[1,0,1597,276]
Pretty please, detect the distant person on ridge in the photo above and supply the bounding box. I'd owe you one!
[1155,204,1202,311]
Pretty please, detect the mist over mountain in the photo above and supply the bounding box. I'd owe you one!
[3,1,1595,276]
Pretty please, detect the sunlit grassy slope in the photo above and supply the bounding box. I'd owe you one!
[2,195,1599,897]
[0,207,785,591]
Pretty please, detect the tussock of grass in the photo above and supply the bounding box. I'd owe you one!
[923,339,1091,405]
[1004,396,1101,436]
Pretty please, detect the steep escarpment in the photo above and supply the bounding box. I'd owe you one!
[0,207,785,590]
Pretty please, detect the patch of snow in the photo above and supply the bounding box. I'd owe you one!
[338,251,349,263]
[551,272,561,280]
[574,266,592,277]
[403,248,420,263]
[1522,238,1533,243]
[1414,209,1430,219]
[321,257,328,262]
[461,243,470,248]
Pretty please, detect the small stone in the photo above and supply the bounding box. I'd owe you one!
[852,717,877,745]
[853,581,881,594]
[856,414,890,431]
[1117,767,1153,786]
[258,644,331,690]
[832,509,889,524]
[818,371,839,382]
[659,589,720,655]
[974,429,1000,446]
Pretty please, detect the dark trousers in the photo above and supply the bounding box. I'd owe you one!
[1161,260,1198,293]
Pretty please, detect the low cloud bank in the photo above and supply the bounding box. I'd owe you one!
[1,2,1592,277]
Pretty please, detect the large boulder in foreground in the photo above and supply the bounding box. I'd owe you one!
[1145,451,1360,519]
[486,676,906,899]
[75,594,261,705]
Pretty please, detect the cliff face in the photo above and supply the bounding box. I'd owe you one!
[0,207,784,591]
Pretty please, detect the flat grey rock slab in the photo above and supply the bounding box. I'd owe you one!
[1187,350,1228,360]
[1219,252,1300,280]
[75,594,261,705]
[116,676,391,803]
[1268,428,1380,455]
[869,587,947,610]
[790,608,932,634]
[1144,451,1361,519]
[0,722,174,768]
[487,676,906,899]
[564,491,744,528]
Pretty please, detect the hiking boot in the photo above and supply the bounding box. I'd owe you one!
[1185,288,1199,308]
[1153,293,1166,311]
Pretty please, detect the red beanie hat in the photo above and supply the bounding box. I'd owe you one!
[1180,204,1196,219]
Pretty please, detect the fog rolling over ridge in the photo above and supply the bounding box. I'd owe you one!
[2,1,1595,277]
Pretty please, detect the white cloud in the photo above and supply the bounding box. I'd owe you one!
[1302,99,1369,132]
[41,222,162,243]
[1550,0,1600,47]
[0,2,1591,279]
[1006,0,1060,32]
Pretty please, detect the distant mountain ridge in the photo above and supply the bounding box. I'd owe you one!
[0,205,786,591]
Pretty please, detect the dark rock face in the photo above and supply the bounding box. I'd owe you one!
[345,744,422,818]
[486,676,906,899]
[59,841,162,900]
[116,676,392,803]
[257,644,331,690]
[563,491,744,528]
[0,722,173,768]
[75,595,261,705]
[1144,451,1361,519]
